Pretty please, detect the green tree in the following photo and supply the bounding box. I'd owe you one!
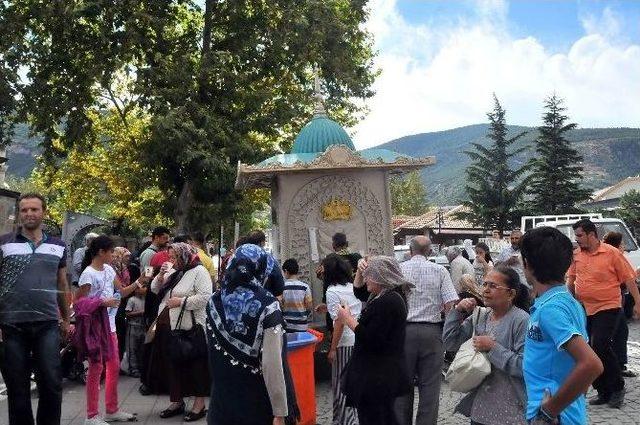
[390,171,428,216]
[1,1,376,232]
[28,107,171,232]
[456,95,529,233]
[528,94,590,213]
[617,189,640,237]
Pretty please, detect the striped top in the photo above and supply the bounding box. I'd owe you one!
[281,279,312,332]
[0,231,67,324]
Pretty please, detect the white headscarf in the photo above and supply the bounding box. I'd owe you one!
[463,239,476,261]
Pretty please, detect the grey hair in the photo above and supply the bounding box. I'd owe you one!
[84,232,100,245]
[445,246,461,261]
[409,236,431,256]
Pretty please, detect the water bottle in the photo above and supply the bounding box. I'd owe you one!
[110,290,121,315]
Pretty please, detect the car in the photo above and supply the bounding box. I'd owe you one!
[521,214,640,269]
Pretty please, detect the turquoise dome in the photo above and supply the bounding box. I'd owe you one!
[291,115,355,154]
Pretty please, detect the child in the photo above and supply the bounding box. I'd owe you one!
[76,235,136,425]
[281,258,313,332]
[123,285,146,378]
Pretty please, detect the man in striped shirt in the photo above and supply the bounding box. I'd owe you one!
[281,258,313,332]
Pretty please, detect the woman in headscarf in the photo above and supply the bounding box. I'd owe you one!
[336,255,414,425]
[149,242,212,422]
[206,244,299,425]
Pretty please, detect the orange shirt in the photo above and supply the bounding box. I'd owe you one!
[568,243,636,316]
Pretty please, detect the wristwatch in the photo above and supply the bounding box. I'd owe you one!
[531,406,559,424]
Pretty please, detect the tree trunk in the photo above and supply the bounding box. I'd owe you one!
[174,181,194,234]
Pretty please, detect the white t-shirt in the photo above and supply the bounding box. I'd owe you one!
[78,264,118,332]
[326,283,362,347]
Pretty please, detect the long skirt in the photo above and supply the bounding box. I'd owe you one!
[332,346,358,425]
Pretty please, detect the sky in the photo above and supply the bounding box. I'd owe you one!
[350,0,640,149]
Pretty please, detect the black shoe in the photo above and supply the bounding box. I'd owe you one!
[589,393,610,405]
[184,409,207,422]
[138,384,152,396]
[159,403,185,419]
[608,389,625,408]
[622,367,637,378]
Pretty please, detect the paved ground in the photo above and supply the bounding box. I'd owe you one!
[2,321,640,424]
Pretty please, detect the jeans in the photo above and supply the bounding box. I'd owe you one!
[0,321,62,425]
[87,333,120,418]
[587,308,625,396]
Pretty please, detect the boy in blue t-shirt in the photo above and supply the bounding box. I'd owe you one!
[521,227,603,424]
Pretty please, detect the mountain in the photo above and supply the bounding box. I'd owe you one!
[377,124,640,205]
[5,122,640,207]
[5,123,41,178]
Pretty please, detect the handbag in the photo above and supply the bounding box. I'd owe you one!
[168,297,207,362]
[445,307,491,393]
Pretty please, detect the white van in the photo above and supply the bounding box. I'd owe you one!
[521,214,640,269]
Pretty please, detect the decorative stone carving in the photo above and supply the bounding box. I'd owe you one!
[236,145,436,189]
[284,175,386,280]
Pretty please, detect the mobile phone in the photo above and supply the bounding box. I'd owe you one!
[144,266,154,277]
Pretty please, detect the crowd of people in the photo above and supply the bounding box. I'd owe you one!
[0,192,639,425]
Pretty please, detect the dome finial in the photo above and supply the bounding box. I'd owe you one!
[313,68,326,117]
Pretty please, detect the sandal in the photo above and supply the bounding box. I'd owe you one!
[184,409,207,422]
[159,402,185,419]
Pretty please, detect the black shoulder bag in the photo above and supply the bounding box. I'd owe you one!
[168,296,208,362]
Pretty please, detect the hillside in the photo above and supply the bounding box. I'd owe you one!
[5,123,640,206]
[5,123,41,178]
[377,125,640,205]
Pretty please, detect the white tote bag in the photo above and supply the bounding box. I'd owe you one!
[445,307,491,393]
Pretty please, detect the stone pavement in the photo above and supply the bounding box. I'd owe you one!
[2,321,640,424]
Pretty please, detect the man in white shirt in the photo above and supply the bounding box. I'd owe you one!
[445,246,475,294]
[496,230,523,264]
[396,236,459,425]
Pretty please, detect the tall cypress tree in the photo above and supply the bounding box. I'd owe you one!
[528,95,590,213]
[456,95,529,233]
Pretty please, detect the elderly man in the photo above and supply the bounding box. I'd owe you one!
[72,232,99,286]
[445,246,475,294]
[396,236,459,425]
[497,230,523,264]
[495,230,529,288]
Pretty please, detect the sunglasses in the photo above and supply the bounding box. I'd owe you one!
[482,281,511,291]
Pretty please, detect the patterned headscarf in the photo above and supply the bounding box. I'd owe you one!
[169,242,198,270]
[111,247,130,275]
[222,243,275,289]
[208,244,281,365]
[362,255,415,300]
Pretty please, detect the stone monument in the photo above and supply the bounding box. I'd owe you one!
[236,81,435,306]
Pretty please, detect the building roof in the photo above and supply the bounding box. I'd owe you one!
[236,76,435,189]
[394,205,479,232]
[236,145,435,189]
[392,215,415,229]
[590,176,640,202]
[291,115,355,154]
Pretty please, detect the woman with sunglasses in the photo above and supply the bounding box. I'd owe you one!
[443,265,531,425]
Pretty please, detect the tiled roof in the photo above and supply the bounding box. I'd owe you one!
[392,215,416,228]
[395,205,479,231]
[590,176,640,202]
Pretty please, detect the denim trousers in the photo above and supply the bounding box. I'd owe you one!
[0,320,62,425]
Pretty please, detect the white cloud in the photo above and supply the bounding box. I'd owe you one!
[351,0,640,149]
